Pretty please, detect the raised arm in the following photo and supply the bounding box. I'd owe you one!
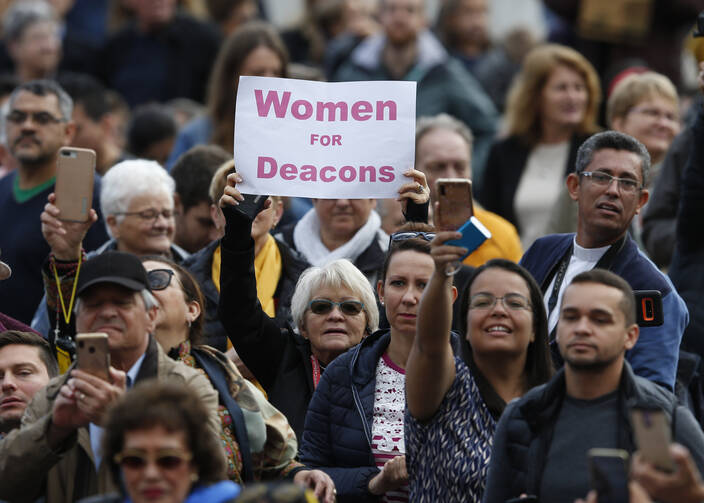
[405,230,465,421]
[217,175,289,391]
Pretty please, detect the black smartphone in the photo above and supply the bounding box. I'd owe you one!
[634,290,663,327]
[588,448,630,503]
[236,193,269,220]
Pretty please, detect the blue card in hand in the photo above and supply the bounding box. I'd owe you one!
[446,216,492,260]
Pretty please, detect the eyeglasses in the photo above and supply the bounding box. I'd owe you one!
[114,449,192,471]
[114,208,174,223]
[389,231,436,246]
[147,269,175,290]
[579,171,641,194]
[469,293,532,311]
[629,105,678,123]
[308,299,365,316]
[6,110,64,126]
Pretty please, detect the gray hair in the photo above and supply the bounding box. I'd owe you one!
[100,159,175,237]
[575,131,651,187]
[415,113,474,155]
[2,0,57,43]
[75,289,158,314]
[8,79,73,121]
[291,259,379,334]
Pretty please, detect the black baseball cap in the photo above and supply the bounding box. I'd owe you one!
[77,251,150,296]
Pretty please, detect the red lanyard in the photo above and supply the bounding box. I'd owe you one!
[310,355,322,388]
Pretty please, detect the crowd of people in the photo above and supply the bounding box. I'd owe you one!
[2,0,704,502]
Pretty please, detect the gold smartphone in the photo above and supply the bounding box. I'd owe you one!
[631,407,676,472]
[55,147,96,222]
[435,178,473,231]
[76,332,110,381]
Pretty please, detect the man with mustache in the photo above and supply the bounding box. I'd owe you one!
[0,80,108,325]
[520,131,687,391]
[0,330,56,437]
[483,269,704,503]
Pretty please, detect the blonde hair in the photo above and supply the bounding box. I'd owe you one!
[505,43,601,145]
[606,71,678,127]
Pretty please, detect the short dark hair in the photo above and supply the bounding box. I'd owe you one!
[126,103,177,158]
[103,380,226,486]
[0,330,59,377]
[380,222,435,284]
[567,268,636,326]
[171,145,232,210]
[458,259,554,390]
[58,72,111,122]
[9,79,73,120]
[575,130,651,187]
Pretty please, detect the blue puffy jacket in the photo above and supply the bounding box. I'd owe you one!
[299,330,392,503]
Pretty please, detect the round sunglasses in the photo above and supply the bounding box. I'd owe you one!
[308,299,365,316]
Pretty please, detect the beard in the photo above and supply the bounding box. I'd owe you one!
[564,350,621,373]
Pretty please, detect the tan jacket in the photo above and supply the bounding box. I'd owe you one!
[0,336,222,503]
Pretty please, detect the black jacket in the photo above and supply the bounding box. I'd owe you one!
[218,210,315,441]
[183,237,308,351]
[478,134,587,232]
[482,362,704,503]
[670,106,704,358]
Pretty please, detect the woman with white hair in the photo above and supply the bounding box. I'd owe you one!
[99,159,188,260]
[33,160,187,339]
[217,176,380,442]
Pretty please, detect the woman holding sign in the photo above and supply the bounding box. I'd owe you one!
[217,170,429,446]
[404,233,553,502]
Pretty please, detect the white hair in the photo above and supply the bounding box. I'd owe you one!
[291,259,379,334]
[100,159,175,237]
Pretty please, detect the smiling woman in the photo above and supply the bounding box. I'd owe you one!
[404,233,553,501]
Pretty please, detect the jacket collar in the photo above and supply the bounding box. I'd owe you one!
[348,329,391,387]
[350,30,448,76]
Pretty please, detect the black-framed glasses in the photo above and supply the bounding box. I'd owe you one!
[469,293,532,311]
[308,299,365,316]
[6,110,64,126]
[147,269,175,290]
[579,171,641,193]
[114,449,193,471]
[389,231,436,246]
[114,208,174,223]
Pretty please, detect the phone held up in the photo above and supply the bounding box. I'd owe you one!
[630,404,675,472]
[76,332,110,382]
[434,178,473,231]
[54,147,96,222]
[236,193,269,220]
[588,448,630,503]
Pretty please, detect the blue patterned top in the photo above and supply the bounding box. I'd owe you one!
[405,357,496,502]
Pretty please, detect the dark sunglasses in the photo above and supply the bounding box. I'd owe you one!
[147,269,175,291]
[114,449,192,471]
[389,231,436,246]
[308,299,365,316]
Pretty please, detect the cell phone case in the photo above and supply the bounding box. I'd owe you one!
[446,216,492,259]
[435,179,473,230]
[55,147,96,222]
[76,332,110,381]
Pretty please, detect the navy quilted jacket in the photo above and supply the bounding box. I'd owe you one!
[299,329,392,503]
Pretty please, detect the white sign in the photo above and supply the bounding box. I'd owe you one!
[234,77,416,199]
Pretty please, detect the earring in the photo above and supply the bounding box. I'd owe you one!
[190,473,199,483]
[380,300,384,306]
[187,319,192,328]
